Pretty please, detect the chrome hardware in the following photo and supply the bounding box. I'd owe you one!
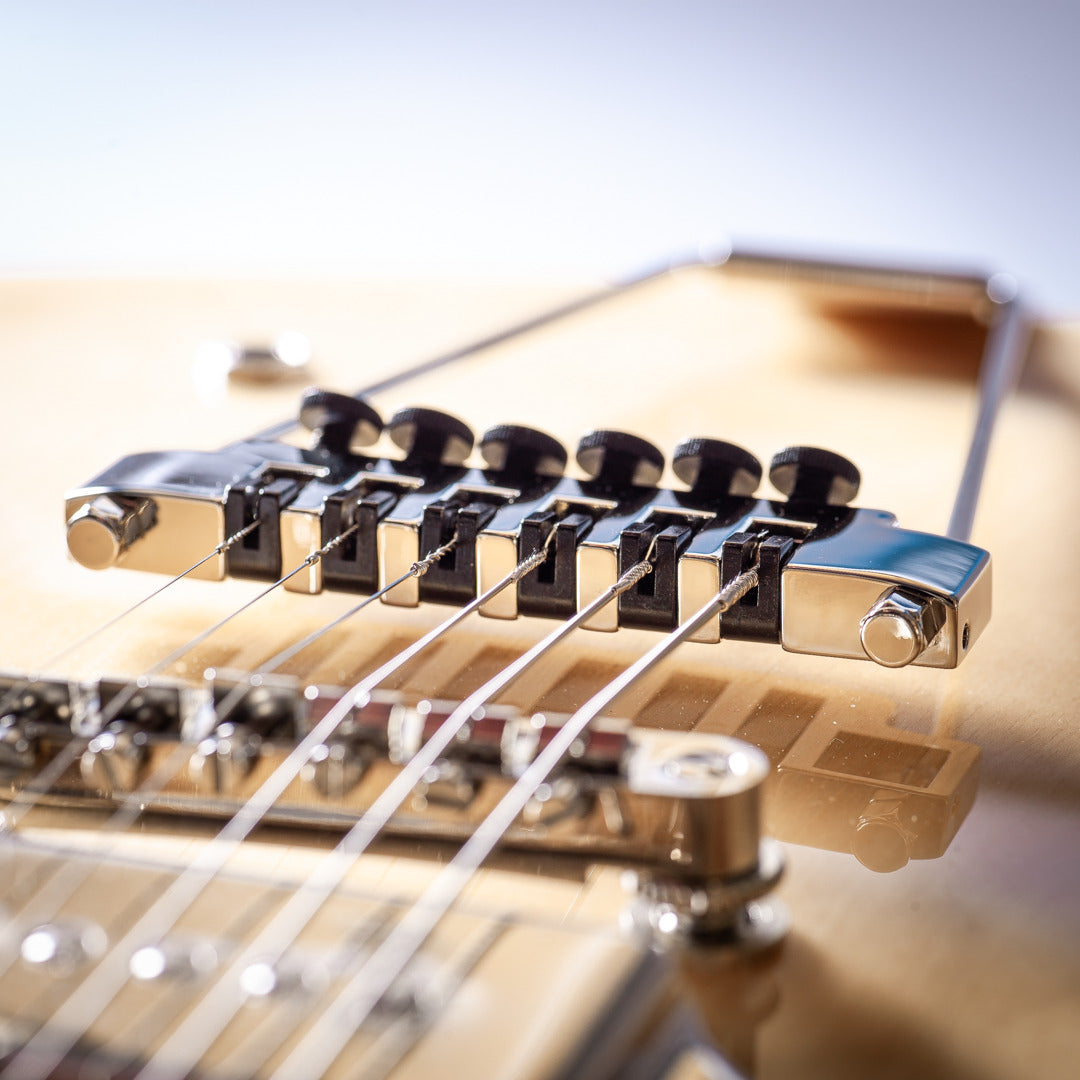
[62,418,993,667]
[301,741,369,799]
[625,840,788,951]
[522,775,591,826]
[66,493,156,570]
[414,759,480,811]
[129,938,219,982]
[0,716,35,772]
[20,921,107,975]
[79,722,148,795]
[779,510,989,668]
[623,735,785,948]
[197,333,311,384]
[188,723,261,794]
[4,672,779,890]
[625,735,769,879]
[859,587,946,668]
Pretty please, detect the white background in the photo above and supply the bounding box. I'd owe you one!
[2,1,1077,313]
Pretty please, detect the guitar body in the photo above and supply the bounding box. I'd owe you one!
[0,267,1077,1078]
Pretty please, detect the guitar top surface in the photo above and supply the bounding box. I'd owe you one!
[0,267,1078,1079]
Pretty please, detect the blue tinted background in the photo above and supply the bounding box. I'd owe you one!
[3,1,1076,311]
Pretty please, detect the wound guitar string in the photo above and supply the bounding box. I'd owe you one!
[0,532,464,987]
[0,521,365,839]
[6,546,656,1079]
[1,258,672,835]
[1,252,1025,1079]
[273,565,761,1080]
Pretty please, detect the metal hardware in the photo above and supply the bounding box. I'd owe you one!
[301,741,369,799]
[129,938,219,982]
[198,333,311,383]
[1,674,774,885]
[188,723,261,795]
[62,249,1014,665]
[79,722,148,795]
[625,840,787,950]
[859,587,947,668]
[0,717,36,773]
[413,759,480,812]
[19,921,107,976]
[779,511,989,667]
[522,775,590,826]
[66,493,156,570]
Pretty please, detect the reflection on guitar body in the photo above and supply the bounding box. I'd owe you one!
[1,254,1077,1079]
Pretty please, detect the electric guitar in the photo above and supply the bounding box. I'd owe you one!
[1,255,1077,1079]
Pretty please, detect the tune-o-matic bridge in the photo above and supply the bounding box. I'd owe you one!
[64,388,991,669]
[0,667,780,938]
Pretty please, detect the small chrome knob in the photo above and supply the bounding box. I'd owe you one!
[301,741,368,799]
[66,495,156,570]
[0,717,36,772]
[859,588,945,668]
[188,723,260,794]
[80,722,148,795]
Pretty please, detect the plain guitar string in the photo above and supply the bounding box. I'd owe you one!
[275,566,762,1080]
[127,543,655,1080]
[0,521,366,840]
[0,532,468,989]
[0,528,531,984]
[1,257,679,831]
[0,254,1019,1080]
[6,546,656,1080]
[0,261,680,858]
[0,519,260,736]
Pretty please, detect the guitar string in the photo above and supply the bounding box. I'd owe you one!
[0,250,1015,1071]
[0,258,691,849]
[13,549,652,1080]
[3,536,570,1080]
[0,534,466,980]
[273,563,761,1080]
[0,519,260,729]
[127,545,653,1080]
[0,526,511,952]
[246,259,690,443]
[0,521,361,839]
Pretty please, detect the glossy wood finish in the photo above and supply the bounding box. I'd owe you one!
[0,270,1077,1078]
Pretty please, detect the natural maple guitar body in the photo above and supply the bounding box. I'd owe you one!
[0,266,1077,1078]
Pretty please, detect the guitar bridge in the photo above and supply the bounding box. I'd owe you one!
[0,670,781,942]
[64,409,991,669]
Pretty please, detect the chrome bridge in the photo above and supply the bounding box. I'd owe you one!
[1,668,781,944]
[64,391,990,670]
